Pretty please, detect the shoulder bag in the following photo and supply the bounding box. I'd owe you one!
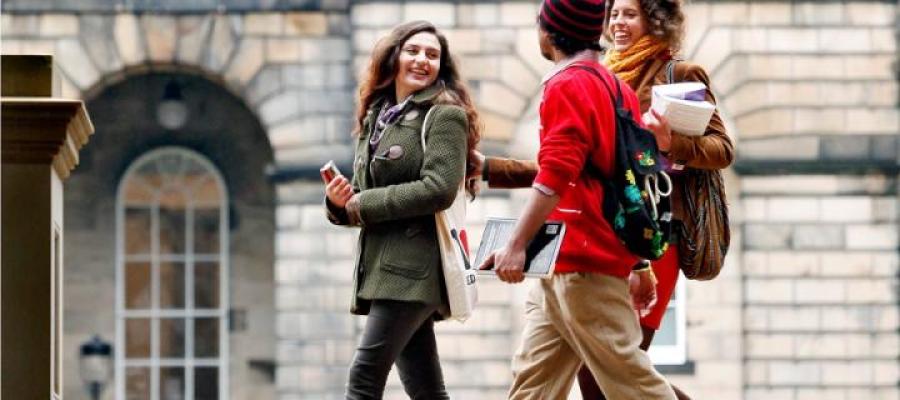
[667,60,731,281]
[420,106,478,320]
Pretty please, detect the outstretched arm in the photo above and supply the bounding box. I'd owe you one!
[482,156,538,189]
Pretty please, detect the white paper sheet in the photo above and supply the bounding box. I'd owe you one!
[651,82,716,136]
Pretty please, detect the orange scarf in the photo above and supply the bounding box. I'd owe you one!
[603,36,670,87]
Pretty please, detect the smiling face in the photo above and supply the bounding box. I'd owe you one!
[608,0,649,52]
[394,31,442,100]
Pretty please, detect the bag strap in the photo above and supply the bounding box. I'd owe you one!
[419,106,437,151]
[666,59,676,84]
[666,58,685,84]
[569,65,621,182]
[419,105,468,193]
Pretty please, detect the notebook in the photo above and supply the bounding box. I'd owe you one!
[474,217,566,279]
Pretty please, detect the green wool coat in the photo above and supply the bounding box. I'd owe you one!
[326,84,468,316]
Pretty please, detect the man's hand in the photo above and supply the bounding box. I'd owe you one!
[642,109,672,152]
[478,245,527,284]
[629,267,658,317]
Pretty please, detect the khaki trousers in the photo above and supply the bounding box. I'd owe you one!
[508,273,676,400]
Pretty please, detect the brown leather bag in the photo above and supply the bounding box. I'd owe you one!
[675,168,730,280]
[667,61,731,280]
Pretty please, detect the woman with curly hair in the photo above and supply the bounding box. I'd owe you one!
[323,20,481,400]
[478,0,733,398]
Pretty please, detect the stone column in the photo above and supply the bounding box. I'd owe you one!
[1,55,94,400]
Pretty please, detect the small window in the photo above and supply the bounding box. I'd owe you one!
[648,280,687,366]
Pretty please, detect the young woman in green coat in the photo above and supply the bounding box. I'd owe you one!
[324,20,482,400]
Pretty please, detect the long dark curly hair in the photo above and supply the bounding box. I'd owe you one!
[355,20,482,197]
[605,0,686,52]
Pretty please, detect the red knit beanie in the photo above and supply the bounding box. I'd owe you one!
[539,0,606,42]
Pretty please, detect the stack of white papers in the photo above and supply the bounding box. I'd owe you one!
[650,82,716,136]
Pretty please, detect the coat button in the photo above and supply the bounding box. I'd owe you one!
[404,109,420,121]
[387,145,404,160]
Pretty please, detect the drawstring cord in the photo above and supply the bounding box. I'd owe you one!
[643,171,672,219]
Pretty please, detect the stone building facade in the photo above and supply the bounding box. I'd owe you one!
[1,1,897,399]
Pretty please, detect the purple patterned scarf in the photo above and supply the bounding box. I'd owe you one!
[369,95,412,154]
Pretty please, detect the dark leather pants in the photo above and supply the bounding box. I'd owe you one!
[345,300,449,400]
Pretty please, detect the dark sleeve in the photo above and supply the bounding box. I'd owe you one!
[325,197,351,225]
[667,62,735,170]
[484,157,538,188]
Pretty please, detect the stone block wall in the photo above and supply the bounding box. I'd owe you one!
[273,182,359,399]
[685,1,898,166]
[0,0,351,13]
[0,9,356,169]
[740,174,899,400]
[675,1,900,399]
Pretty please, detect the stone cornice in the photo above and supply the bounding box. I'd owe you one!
[734,160,900,176]
[1,97,94,179]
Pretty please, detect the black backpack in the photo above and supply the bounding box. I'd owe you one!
[574,65,673,260]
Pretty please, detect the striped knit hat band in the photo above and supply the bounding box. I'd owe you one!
[539,0,606,42]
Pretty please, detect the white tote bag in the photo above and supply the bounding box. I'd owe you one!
[420,107,478,322]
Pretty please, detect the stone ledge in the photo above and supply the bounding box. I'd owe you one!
[736,134,899,171]
[1,97,94,179]
[657,360,696,375]
[741,175,897,197]
[735,159,900,176]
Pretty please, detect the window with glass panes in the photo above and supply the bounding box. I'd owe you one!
[648,280,687,365]
[115,148,228,400]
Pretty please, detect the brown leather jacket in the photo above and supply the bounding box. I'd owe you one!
[484,57,734,221]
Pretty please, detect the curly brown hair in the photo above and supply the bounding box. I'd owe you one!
[605,0,686,52]
[355,20,482,197]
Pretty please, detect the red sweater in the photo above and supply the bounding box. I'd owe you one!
[534,60,642,278]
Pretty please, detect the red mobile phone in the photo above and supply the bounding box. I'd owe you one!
[320,160,342,184]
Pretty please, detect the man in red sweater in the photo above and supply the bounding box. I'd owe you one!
[477,0,676,398]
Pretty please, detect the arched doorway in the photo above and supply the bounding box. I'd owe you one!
[64,69,276,399]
